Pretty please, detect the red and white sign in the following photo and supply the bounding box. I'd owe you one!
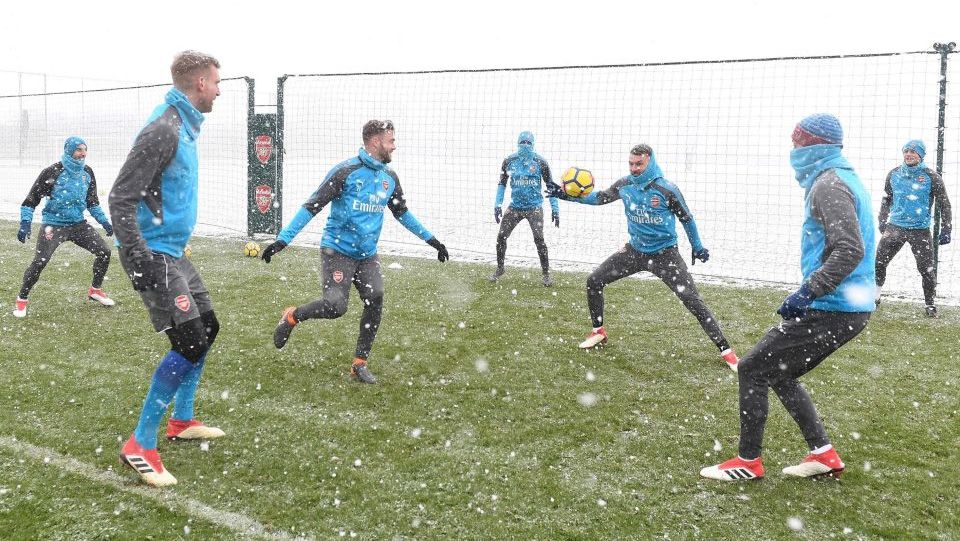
[332,270,344,283]
[255,184,273,214]
[255,135,273,165]
[175,294,191,312]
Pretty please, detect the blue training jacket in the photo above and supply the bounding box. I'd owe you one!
[109,88,205,259]
[20,138,108,227]
[277,148,433,260]
[573,150,704,254]
[878,162,952,234]
[497,143,558,213]
[791,144,876,312]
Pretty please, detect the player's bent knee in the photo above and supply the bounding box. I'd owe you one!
[166,317,210,363]
[201,310,220,347]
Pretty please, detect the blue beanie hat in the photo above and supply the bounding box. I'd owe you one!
[794,113,843,146]
[64,136,87,155]
[517,131,535,146]
[902,139,926,160]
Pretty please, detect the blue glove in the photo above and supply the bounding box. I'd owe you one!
[692,248,709,265]
[17,220,31,243]
[494,207,502,224]
[100,220,114,237]
[939,230,951,245]
[777,283,816,320]
[552,210,560,228]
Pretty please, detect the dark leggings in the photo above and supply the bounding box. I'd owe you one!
[875,225,936,305]
[19,222,110,299]
[495,207,550,274]
[737,310,870,459]
[294,249,384,360]
[586,244,729,350]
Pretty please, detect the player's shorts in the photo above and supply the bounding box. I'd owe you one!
[120,251,213,332]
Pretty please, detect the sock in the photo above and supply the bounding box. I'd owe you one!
[738,455,760,462]
[133,350,194,449]
[811,444,833,455]
[171,353,207,422]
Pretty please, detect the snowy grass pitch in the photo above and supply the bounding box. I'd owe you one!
[1,221,958,539]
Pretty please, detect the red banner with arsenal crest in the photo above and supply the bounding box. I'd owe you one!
[248,113,280,236]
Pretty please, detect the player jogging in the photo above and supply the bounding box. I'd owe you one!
[875,139,951,317]
[491,131,559,286]
[546,143,739,371]
[13,136,115,317]
[261,119,449,384]
[701,113,875,481]
[110,51,224,487]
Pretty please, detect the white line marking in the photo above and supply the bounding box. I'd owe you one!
[0,435,310,540]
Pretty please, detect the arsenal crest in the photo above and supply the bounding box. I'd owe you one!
[332,270,344,283]
[175,294,191,312]
[650,195,661,208]
[255,184,273,214]
[255,135,273,165]
[382,180,389,190]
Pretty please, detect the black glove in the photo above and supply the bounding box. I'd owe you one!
[939,230,951,245]
[494,207,502,224]
[544,181,569,200]
[100,220,114,237]
[126,253,167,292]
[692,247,710,265]
[261,240,287,263]
[427,237,449,262]
[17,220,31,243]
[878,222,886,234]
[552,210,560,228]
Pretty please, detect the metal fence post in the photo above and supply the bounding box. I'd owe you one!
[933,41,956,273]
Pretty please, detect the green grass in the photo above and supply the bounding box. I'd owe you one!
[2,220,959,540]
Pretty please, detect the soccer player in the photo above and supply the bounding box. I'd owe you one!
[13,136,115,317]
[545,143,739,371]
[261,119,449,384]
[701,113,875,481]
[109,51,224,487]
[875,139,952,317]
[491,131,559,286]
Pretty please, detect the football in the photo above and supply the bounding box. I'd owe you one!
[243,241,261,258]
[560,167,594,197]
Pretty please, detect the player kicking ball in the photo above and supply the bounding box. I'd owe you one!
[546,144,739,371]
[261,120,449,384]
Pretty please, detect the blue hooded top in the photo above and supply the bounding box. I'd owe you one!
[276,147,434,260]
[496,131,559,213]
[879,139,950,231]
[574,149,704,254]
[791,144,875,312]
[19,136,109,227]
[109,88,204,259]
